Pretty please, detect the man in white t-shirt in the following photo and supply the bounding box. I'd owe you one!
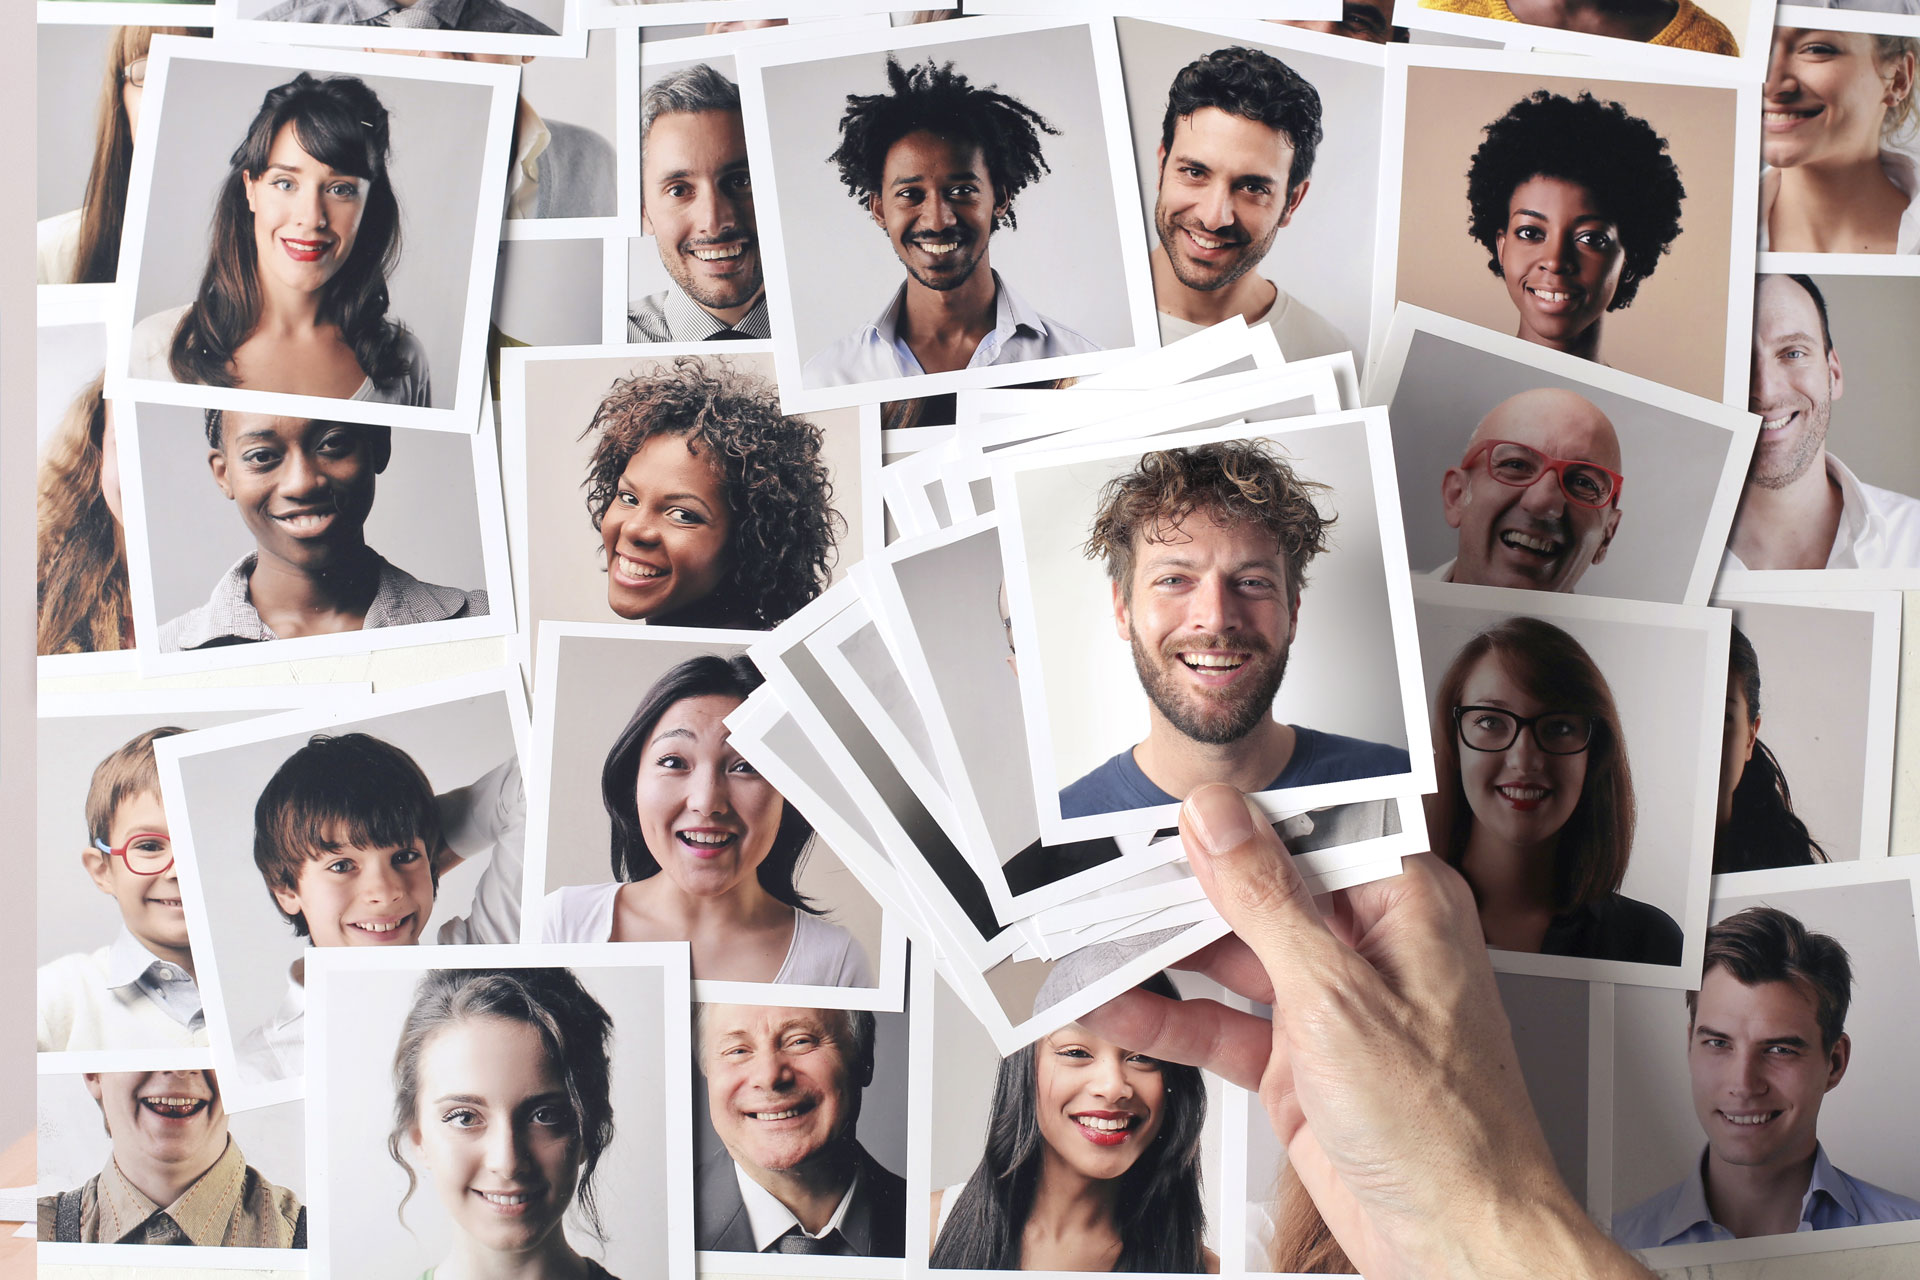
[1149,46,1348,360]
[1728,274,1920,570]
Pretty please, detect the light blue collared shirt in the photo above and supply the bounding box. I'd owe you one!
[802,269,1100,389]
[1612,1143,1920,1249]
[105,927,203,1033]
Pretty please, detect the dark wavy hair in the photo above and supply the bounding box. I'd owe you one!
[168,73,413,390]
[1715,625,1829,875]
[1160,46,1323,195]
[1687,907,1852,1050]
[600,653,819,913]
[930,971,1209,1272]
[388,967,616,1240]
[580,356,841,630]
[829,55,1058,230]
[1465,91,1685,310]
[36,375,129,655]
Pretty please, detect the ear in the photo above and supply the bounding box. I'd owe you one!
[1155,141,1167,175]
[1278,178,1311,229]
[1826,1031,1851,1091]
[1827,344,1844,403]
[1493,228,1508,272]
[1441,466,1471,531]
[640,200,654,238]
[868,191,885,231]
[271,881,306,919]
[84,1073,105,1106]
[1285,592,1300,647]
[83,843,116,895]
[1744,714,1761,764]
[1590,508,1623,565]
[1110,577,1132,644]
[208,449,234,500]
[243,169,259,215]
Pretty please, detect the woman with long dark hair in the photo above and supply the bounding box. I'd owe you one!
[1715,625,1831,874]
[541,653,871,986]
[127,72,429,404]
[930,969,1211,1273]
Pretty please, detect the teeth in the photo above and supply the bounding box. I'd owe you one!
[1498,785,1547,800]
[618,555,666,579]
[276,512,332,530]
[680,831,734,846]
[752,1108,802,1121]
[1760,416,1790,432]
[143,1096,203,1108]
[1502,530,1559,554]
[1185,229,1228,250]
[353,919,405,933]
[917,241,960,255]
[1763,110,1815,122]
[1076,1115,1132,1132]
[1724,1112,1775,1126]
[1181,653,1246,669]
[1530,288,1572,303]
[481,1191,531,1205]
[691,244,745,261]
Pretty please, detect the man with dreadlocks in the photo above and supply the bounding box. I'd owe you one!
[805,55,1101,387]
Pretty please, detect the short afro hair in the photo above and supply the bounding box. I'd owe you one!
[828,55,1059,230]
[580,356,842,629]
[1465,90,1686,310]
[1084,438,1334,603]
[1160,46,1323,196]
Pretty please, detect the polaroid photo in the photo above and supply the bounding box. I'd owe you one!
[153,670,532,1111]
[307,944,693,1280]
[500,344,875,664]
[689,959,923,1272]
[995,411,1429,847]
[37,1,215,23]
[1113,19,1386,369]
[1376,45,1759,405]
[116,394,512,676]
[1413,578,1725,986]
[495,27,636,236]
[912,964,1229,1277]
[36,290,136,675]
[1777,4,1920,42]
[1371,304,1756,606]
[1716,270,1920,588]
[214,0,585,57]
[1605,860,1920,1266]
[1709,591,1902,872]
[109,37,519,432]
[529,622,906,1008]
[36,1065,305,1258]
[36,687,364,1069]
[496,237,610,348]
[735,18,1159,411]
[589,0,952,31]
[1393,0,1771,79]
[35,18,210,293]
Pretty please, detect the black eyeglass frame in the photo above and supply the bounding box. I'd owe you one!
[1451,705,1597,755]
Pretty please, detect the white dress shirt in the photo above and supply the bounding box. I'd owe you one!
[736,1160,862,1251]
[1722,453,1920,571]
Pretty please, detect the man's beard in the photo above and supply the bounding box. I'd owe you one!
[1130,628,1288,746]
[1748,400,1832,492]
[898,230,986,293]
[668,234,763,312]
[1153,200,1275,294]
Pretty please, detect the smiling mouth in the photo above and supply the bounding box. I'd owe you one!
[1523,284,1583,307]
[282,237,332,263]
[1071,1111,1141,1146]
[911,237,967,258]
[1759,412,1795,433]
[1720,1109,1783,1127]
[347,914,413,939]
[1181,226,1243,254]
[141,1095,209,1119]
[612,554,668,586]
[746,1098,817,1122]
[677,829,738,856]
[147,896,184,908]
[272,508,337,534]
[1496,783,1551,811]
[1763,107,1821,126]
[1180,651,1248,672]
[689,239,752,263]
[1499,529,1564,558]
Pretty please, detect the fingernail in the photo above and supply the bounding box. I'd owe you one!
[1183,784,1258,859]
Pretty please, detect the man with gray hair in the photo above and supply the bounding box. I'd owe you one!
[628,64,770,342]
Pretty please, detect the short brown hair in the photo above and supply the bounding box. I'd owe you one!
[1686,906,1853,1050]
[85,727,186,846]
[1082,439,1333,601]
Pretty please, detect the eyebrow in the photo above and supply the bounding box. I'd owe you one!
[1142,554,1284,574]
[890,170,980,187]
[1693,1024,1812,1048]
[1172,152,1279,186]
[649,726,698,743]
[1511,207,1613,225]
[1770,330,1822,348]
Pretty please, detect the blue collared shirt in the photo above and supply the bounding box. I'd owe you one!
[1612,1144,1920,1249]
[105,928,203,1033]
[802,269,1100,388]
[257,0,558,33]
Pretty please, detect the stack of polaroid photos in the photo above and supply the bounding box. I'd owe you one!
[28,0,1920,1277]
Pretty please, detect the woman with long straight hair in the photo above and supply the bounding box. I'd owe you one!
[1715,625,1831,874]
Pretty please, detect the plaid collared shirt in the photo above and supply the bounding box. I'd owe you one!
[40,1137,303,1246]
[158,551,487,653]
[627,285,773,343]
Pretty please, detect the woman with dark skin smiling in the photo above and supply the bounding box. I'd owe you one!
[128,73,430,405]
[1762,29,1920,254]
[1465,91,1686,366]
[578,358,841,630]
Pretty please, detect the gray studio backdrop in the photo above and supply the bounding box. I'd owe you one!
[1116,19,1381,367]
[1016,418,1408,792]
[758,25,1139,368]
[132,401,490,626]
[540,632,885,977]
[236,0,566,25]
[38,707,287,967]
[1415,597,1719,945]
[1611,878,1920,1216]
[691,1002,911,1195]
[1809,274,1920,501]
[37,322,108,448]
[1391,329,1736,603]
[321,961,667,1279]
[131,54,499,410]
[171,692,522,1057]
[40,1076,305,1201]
[497,238,605,346]
[1723,598,1880,862]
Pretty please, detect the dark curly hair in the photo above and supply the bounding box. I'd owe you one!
[1160,46,1322,196]
[579,356,842,629]
[1465,91,1685,310]
[828,55,1058,230]
[1083,438,1334,603]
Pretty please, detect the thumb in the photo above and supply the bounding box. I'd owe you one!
[1181,783,1352,1009]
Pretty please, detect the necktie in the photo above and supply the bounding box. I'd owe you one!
[142,1212,189,1246]
[707,327,754,341]
[768,1226,853,1255]
[376,4,442,26]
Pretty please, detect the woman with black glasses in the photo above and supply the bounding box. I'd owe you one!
[1425,615,1681,964]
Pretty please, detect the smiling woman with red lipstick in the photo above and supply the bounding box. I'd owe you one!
[1427,616,1680,965]
[1464,91,1687,366]
[542,654,872,988]
[930,969,1210,1273]
[129,73,429,405]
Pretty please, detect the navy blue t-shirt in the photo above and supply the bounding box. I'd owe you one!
[1059,725,1410,820]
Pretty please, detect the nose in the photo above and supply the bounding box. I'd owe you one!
[1186,573,1237,636]
[484,1118,530,1178]
[1730,1048,1770,1099]
[1749,349,1789,412]
[361,856,407,903]
[690,182,734,239]
[295,180,327,231]
[1086,1051,1134,1103]
[278,448,326,499]
[1516,468,1567,519]
[687,762,732,819]
[921,191,957,233]
[749,1048,796,1092]
[1193,179,1233,233]
[1502,722,1548,772]
[1763,44,1796,100]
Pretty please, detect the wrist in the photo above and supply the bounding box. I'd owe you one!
[1422,1193,1649,1280]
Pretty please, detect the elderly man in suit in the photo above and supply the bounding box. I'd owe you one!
[695,1003,907,1256]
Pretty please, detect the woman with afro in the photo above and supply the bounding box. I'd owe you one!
[579,355,843,630]
[1465,90,1686,365]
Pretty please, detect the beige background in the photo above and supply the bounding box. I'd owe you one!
[539,631,884,981]
[1395,66,1739,401]
[522,351,866,639]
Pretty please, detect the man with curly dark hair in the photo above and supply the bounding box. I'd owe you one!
[1059,439,1409,820]
[805,55,1099,388]
[1151,46,1347,360]
[579,356,842,629]
[1464,90,1685,365]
